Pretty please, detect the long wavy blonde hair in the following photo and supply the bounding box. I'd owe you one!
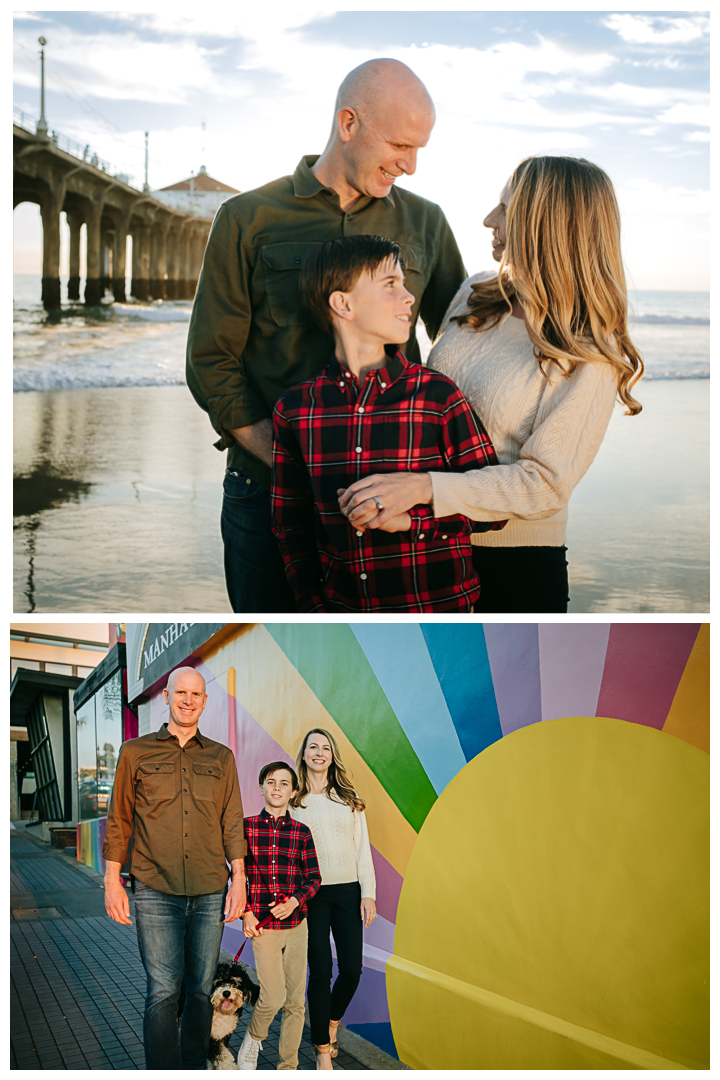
[292,728,365,812]
[454,155,643,415]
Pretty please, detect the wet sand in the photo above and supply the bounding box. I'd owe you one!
[13,380,709,614]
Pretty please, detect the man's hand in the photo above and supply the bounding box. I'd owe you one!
[338,491,412,534]
[224,859,247,923]
[104,861,132,925]
[270,896,299,921]
[243,911,262,938]
[229,418,274,468]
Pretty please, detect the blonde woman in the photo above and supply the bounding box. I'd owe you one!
[291,729,376,1071]
[338,156,644,613]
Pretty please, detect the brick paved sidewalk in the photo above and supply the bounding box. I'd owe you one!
[10,826,404,1071]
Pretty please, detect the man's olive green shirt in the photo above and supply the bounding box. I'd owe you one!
[102,724,247,896]
[186,155,467,488]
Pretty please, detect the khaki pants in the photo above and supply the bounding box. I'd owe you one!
[248,920,308,1070]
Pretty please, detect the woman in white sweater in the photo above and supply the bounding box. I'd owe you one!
[338,156,644,612]
[291,728,376,1070]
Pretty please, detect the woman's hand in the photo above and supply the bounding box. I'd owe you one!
[360,897,377,928]
[337,473,433,529]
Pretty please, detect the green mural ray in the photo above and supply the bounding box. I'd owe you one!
[265,624,437,831]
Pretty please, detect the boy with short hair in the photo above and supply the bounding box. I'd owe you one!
[271,234,504,612]
[236,763,321,1071]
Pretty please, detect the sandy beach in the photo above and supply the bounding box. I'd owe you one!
[13,379,709,614]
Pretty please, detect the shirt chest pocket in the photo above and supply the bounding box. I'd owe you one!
[399,244,428,296]
[260,242,323,328]
[193,762,224,801]
[137,762,176,803]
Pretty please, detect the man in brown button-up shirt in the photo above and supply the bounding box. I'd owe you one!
[103,666,247,1070]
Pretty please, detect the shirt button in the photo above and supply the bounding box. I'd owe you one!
[185,855,189,859]
[184,811,188,815]
[419,533,425,539]
[358,406,364,413]
[360,573,368,580]
[380,381,387,389]
[339,381,345,387]
[294,256,302,264]
[442,534,448,540]
[246,478,251,484]
[355,446,362,453]
[356,530,363,537]
[183,788,187,792]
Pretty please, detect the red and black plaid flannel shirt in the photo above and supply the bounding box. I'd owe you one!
[244,810,321,931]
[271,347,504,612]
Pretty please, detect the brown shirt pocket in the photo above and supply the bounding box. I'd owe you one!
[193,761,224,802]
[136,761,176,803]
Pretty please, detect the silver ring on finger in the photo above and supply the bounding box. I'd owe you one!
[373,497,384,511]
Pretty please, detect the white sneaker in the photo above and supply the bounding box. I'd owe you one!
[237,1029,263,1070]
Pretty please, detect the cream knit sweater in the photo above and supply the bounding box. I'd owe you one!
[292,794,376,900]
[427,272,619,547]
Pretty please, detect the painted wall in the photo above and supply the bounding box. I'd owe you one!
[77,816,107,873]
[142,622,708,1068]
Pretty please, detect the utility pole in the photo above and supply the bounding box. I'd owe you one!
[143,131,150,192]
[36,36,48,137]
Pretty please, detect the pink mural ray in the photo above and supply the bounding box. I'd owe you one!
[596,624,701,730]
[539,624,611,721]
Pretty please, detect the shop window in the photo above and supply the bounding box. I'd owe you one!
[76,670,123,821]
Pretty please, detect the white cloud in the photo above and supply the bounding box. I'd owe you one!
[604,14,709,46]
[658,103,711,127]
[684,131,710,143]
[617,178,709,218]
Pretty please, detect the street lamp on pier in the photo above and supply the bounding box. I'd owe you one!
[143,131,150,192]
[36,36,48,137]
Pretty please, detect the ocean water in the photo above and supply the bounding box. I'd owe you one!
[13,275,710,390]
[12,275,709,614]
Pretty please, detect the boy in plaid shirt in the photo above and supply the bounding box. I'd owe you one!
[236,762,321,1071]
[271,234,504,613]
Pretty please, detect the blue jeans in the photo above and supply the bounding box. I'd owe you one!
[220,468,297,613]
[134,881,227,1070]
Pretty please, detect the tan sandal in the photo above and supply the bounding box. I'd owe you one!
[314,1043,333,1070]
[329,1020,340,1058]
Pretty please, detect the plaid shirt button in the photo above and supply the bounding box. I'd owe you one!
[356,530,363,537]
[339,381,345,387]
[380,382,387,389]
[360,573,368,580]
[419,532,425,539]
[355,446,362,453]
[358,407,365,413]
[442,534,448,539]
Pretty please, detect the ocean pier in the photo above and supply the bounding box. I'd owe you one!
[14,111,212,310]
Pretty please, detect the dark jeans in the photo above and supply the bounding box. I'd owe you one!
[306,882,363,1046]
[472,545,570,613]
[134,881,227,1070]
[220,468,297,614]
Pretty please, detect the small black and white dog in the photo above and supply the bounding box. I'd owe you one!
[207,963,259,1070]
[177,962,259,1070]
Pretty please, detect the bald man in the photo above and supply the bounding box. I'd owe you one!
[187,58,467,614]
[103,666,247,1070]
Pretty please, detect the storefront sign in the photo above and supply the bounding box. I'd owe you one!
[126,623,224,702]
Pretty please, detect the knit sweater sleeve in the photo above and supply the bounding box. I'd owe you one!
[430,358,618,522]
[353,809,376,900]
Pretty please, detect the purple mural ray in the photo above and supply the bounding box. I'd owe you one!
[483,625,542,736]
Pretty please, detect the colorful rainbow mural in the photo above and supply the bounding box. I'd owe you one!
[137,621,708,1068]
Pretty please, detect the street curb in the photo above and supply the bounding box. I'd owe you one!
[218,949,411,1071]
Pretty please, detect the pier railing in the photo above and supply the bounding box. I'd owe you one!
[13,106,136,188]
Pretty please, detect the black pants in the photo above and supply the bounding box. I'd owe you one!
[472,545,570,614]
[306,882,363,1046]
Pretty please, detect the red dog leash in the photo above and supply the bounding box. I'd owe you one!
[233,896,288,962]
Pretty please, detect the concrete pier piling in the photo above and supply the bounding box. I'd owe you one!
[14,121,211,310]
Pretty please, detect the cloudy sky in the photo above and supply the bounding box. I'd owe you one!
[13,6,709,290]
